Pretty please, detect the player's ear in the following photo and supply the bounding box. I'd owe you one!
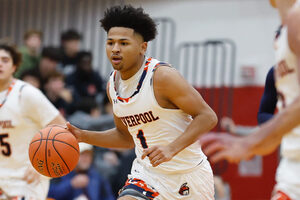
[140,42,148,55]
[12,65,16,73]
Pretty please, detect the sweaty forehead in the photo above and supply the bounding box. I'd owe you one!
[107,27,143,41]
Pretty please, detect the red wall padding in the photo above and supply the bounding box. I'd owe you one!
[196,86,279,200]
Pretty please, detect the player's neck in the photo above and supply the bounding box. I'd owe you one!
[0,77,14,92]
[120,57,145,80]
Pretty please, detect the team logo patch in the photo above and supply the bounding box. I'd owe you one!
[178,182,189,196]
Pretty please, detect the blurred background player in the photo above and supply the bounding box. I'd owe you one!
[201,0,300,199]
[67,4,217,200]
[0,43,65,199]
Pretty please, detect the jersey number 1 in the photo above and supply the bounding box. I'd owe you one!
[137,130,148,149]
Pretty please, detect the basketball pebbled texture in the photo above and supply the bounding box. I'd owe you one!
[29,125,79,178]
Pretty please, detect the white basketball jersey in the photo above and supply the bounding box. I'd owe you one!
[274,24,300,160]
[0,80,59,199]
[108,57,206,174]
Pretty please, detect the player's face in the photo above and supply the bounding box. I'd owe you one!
[106,27,147,75]
[0,50,16,81]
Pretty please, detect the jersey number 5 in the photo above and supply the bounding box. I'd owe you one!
[0,133,11,156]
[137,130,148,149]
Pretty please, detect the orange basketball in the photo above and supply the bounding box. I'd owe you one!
[29,124,79,178]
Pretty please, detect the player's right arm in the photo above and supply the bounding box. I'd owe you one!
[66,82,135,149]
[67,115,134,149]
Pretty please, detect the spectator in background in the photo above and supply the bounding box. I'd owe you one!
[15,30,42,78]
[66,51,105,105]
[44,71,74,117]
[48,143,115,200]
[20,68,41,89]
[36,46,62,89]
[60,29,82,75]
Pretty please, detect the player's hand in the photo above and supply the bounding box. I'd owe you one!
[141,145,174,167]
[66,122,83,142]
[200,133,253,163]
[71,174,89,188]
[23,166,40,185]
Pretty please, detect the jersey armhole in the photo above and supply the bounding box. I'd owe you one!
[18,84,27,103]
[150,64,181,112]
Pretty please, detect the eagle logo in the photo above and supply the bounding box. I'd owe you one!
[178,182,189,196]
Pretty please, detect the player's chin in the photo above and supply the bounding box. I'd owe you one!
[111,62,123,70]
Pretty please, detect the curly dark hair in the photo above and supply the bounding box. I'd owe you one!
[100,5,157,42]
[0,44,22,69]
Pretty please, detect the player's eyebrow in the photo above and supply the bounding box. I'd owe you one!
[107,38,130,41]
[0,56,11,60]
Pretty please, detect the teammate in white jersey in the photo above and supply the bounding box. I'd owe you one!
[0,43,65,199]
[66,5,218,200]
[201,0,300,199]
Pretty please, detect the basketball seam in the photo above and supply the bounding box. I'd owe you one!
[30,131,43,164]
[51,131,79,153]
[29,131,71,144]
[52,133,73,173]
[45,127,52,177]
[31,139,79,153]
[30,132,70,144]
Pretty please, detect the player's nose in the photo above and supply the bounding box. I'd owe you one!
[112,43,120,53]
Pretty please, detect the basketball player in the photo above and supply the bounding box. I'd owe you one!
[66,5,218,200]
[201,0,300,199]
[0,43,65,199]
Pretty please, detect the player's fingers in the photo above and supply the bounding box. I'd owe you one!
[23,170,36,184]
[149,153,162,165]
[147,149,161,161]
[210,151,238,163]
[152,158,164,167]
[141,147,156,159]
[202,141,225,157]
[199,133,220,146]
[66,122,76,131]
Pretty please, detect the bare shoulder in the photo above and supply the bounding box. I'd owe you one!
[287,6,300,56]
[153,65,186,89]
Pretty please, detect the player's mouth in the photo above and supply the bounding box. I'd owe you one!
[111,55,122,65]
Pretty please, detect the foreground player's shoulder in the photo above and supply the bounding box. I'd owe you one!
[18,80,43,100]
[287,5,300,56]
[153,64,185,89]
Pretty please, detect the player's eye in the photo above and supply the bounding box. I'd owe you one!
[1,58,10,63]
[106,41,113,46]
[121,42,128,46]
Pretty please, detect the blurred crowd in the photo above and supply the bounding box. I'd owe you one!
[15,29,135,200]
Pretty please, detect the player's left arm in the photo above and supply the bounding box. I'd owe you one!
[200,8,300,163]
[142,66,218,167]
[47,114,66,126]
[21,85,66,183]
